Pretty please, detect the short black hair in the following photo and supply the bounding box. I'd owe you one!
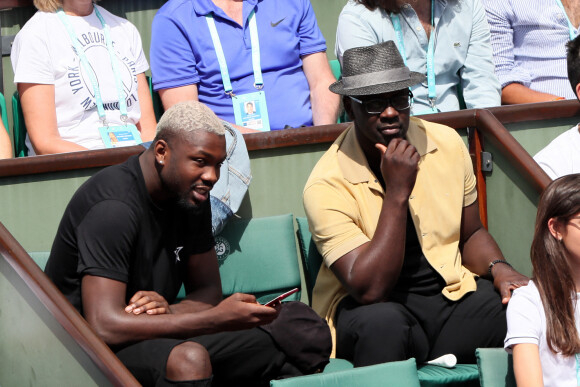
[566,35,580,98]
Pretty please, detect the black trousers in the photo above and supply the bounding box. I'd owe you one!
[335,278,506,367]
[115,327,290,387]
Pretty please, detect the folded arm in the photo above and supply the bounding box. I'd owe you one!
[82,249,278,346]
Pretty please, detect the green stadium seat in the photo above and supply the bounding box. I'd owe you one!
[12,91,28,157]
[295,216,322,303]
[328,59,349,124]
[27,251,50,270]
[476,348,516,387]
[270,358,421,387]
[0,92,9,136]
[147,75,164,122]
[177,214,302,304]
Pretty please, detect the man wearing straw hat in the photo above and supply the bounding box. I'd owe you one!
[303,41,528,366]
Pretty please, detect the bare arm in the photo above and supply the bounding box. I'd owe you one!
[512,344,544,387]
[460,201,529,303]
[501,83,562,105]
[82,249,278,346]
[0,122,11,159]
[159,85,258,134]
[330,139,419,304]
[302,52,340,126]
[18,83,88,155]
[135,73,157,142]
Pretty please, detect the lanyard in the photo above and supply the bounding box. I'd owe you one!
[554,0,578,41]
[391,0,436,109]
[205,9,263,96]
[57,6,129,126]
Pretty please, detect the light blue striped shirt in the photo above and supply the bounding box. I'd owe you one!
[482,0,578,99]
[336,0,501,114]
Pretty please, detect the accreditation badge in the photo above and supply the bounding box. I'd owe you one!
[232,91,270,132]
[99,124,143,148]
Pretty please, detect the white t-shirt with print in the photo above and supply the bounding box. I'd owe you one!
[505,281,580,387]
[534,125,580,180]
[11,5,149,154]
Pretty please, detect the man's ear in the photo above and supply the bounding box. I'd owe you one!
[548,217,564,241]
[575,83,580,101]
[154,139,169,166]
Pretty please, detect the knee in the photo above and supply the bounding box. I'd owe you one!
[353,303,411,337]
[166,342,212,381]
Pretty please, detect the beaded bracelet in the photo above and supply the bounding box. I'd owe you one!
[488,259,513,277]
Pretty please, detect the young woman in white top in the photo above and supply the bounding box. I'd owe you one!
[505,173,580,387]
[11,0,156,155]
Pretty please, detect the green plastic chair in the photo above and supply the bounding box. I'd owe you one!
[295,216,323,303]
[147,75,164,122]
[0,92,9,136]
[270,358,421,387]
[476,348,516,387]
[328,59,349,124]
[12,91,28,157]
[177,214,302,304]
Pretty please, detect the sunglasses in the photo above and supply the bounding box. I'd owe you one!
[349,90,414,114]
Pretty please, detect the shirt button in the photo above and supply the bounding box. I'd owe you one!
[422,233,427,237]
[416,25,422,31]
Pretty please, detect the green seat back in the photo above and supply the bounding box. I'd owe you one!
[328,59,349,124]
[215,214,301,304]
[0,92,9,135]
[270,358,421,387]
[476,348,516,387]
[147,75,164,122]
[417,364,479,387]
[296,217,323,303]
[12,91,28,157]
[27,252,51,271]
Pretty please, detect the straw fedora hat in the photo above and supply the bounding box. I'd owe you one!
[329,41,425,96]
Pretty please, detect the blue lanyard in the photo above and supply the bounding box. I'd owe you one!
[391,0,436,109]
[554,0,577,41]
[205,9,263,96]
[57,6,129,126]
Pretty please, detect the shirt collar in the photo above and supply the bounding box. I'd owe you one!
[193,0,259,17]
[337,117,437,186]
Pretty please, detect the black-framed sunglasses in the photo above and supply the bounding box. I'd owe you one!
[349,90,414,114]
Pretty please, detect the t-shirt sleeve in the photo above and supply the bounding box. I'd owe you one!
[504,286,543,352]
[297,0,327,56]
[304,181,370,267]
[12,18,55,85]
[76,200,138,283]
[150,12,200,91]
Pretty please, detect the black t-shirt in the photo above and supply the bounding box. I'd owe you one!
[392,211,445,296]
[45,155,214,315]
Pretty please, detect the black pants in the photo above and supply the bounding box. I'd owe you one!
[335,278,506,367]
[116,327,289,387]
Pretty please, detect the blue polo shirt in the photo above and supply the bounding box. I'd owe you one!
[151,0,327,130]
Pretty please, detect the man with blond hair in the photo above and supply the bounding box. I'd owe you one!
[45,101,330,386]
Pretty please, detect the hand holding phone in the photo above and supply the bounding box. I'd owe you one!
[263,288,299,307]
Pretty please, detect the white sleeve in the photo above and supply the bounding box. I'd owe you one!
[504,286,543,352]
[11,16,55,85]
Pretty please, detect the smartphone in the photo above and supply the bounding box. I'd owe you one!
[263,288,299,307]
